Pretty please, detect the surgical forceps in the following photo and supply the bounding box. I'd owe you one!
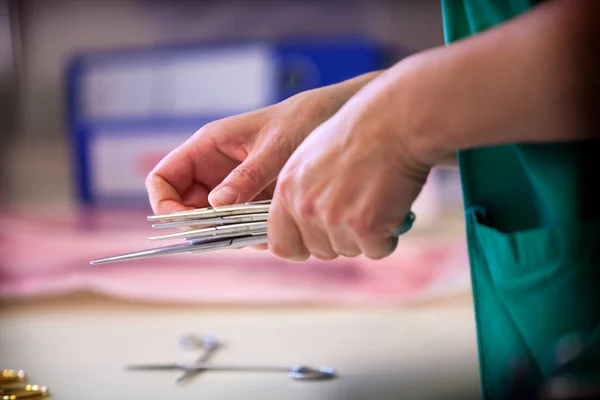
[90,200,416,265]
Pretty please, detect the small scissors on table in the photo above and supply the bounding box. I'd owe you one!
[126,362,337,381]
[125,334,337,384]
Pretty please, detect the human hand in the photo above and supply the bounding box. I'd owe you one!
[145,72,381,216]
[267,75,436,261]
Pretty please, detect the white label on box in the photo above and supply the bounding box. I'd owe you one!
[83,61,156,120]
[165,46,275,116]
[89,131,193,198]
[82,44,275,120]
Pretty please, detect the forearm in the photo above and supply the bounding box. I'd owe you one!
[379,0,599,163]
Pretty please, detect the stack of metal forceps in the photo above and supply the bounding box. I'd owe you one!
[90,200,416,265]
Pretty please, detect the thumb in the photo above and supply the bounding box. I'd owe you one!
[208,151,282,206]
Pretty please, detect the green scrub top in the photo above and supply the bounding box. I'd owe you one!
[441,0,600,398]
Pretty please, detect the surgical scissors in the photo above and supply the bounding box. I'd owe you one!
[174,334,221,385]
[90,200,416,265]
[125,362,337,381]
[124,334,337,384]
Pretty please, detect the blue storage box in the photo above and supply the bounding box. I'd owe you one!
[66,38,390,206]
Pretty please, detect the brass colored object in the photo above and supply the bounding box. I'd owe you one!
[0,371,26,386]
[0,370,50,399]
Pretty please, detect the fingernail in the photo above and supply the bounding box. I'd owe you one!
[211,187,238,205]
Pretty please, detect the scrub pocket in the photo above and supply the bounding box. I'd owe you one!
[465,207,600,398]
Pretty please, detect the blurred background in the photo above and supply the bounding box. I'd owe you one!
[0,2,480,399]
[0,0,471,307]
[1,0,462,210]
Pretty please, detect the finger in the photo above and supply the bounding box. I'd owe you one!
[179,182,211,209]
[295,216,338,261]
[145,139,201,214]
[208,156,270,206]
[267,198,309,262]
[251,243,269,251]
[328,226,361,258]
[146,174,194,215]
[253,181,277,202]
[208,145,286,206]
[148,120,250,211]
[356,234,398,260]
[348,182,406,260]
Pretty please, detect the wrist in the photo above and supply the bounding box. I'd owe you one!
[378,55,454,167]
[288,70,384,124]
[436,153,458,169]
[321,70,385,110]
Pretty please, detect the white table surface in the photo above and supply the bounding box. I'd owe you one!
[0,293,481,400]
